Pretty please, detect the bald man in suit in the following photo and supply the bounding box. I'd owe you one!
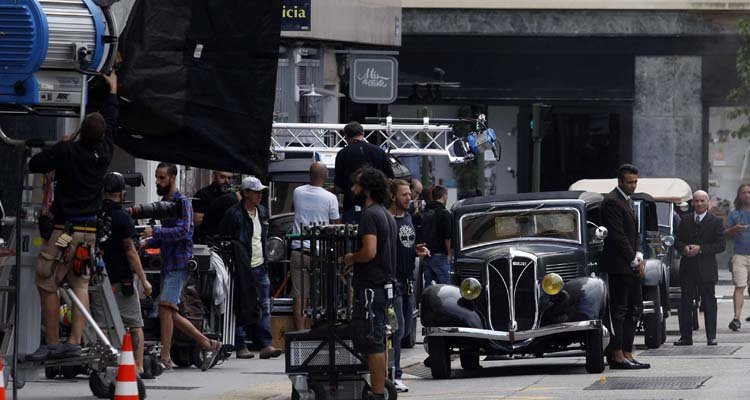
[674,190,726,346]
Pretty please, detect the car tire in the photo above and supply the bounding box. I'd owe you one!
[401,315,418,349]
[459,350,480,370]
[643,285,663,349]
[427,336,451,379]
[585,329,605,373]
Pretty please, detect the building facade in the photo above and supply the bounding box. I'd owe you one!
[392,1,749,198]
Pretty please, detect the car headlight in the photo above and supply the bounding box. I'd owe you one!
[460,278,482,300]
[265,236,286,262]
[541,273,563,296]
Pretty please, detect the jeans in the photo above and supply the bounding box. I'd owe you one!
[423,254,451,287]
[235,265,273,349]
[392,281,415,379]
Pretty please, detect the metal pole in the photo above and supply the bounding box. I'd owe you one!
[11,147,28,400]
[64,287,117,355]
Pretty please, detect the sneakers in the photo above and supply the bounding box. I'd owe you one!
[201,340,223,371]
[48,343,82,360]
[236,348,255,359]
[729,318,741,332]
[393,379,409,392]
[259,346,282,359]
[27,345,52,362]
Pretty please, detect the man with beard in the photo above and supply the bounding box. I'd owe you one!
[388,179,429,393]
[600,164,648,369]
[193,171,233,243]
[141,163,222,370]
[343,168,397,400]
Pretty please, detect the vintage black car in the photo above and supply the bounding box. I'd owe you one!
[421,191,610,378]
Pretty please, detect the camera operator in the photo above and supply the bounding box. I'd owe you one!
[98,172,152,375]
[193,170,233,243]
[140,163,222,371]
[343,168,397,400]
[219,176,282,360]
[27,71,118,361]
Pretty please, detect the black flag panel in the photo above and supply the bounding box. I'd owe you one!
[117,0,281,177]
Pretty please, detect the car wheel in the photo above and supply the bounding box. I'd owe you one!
[427,336,451,379]
[401,315,417,349]
[45,366,59,380]
[459,350,480,370]
[585,329,605,373]
[643,285,663,349]
[660,317,667,344]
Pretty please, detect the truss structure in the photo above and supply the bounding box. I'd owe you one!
[271,118,456,157]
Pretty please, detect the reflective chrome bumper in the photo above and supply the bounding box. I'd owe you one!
[423,320,604,341]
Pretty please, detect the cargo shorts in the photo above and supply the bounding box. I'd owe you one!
[351,287,388,355]
[36,229,93,293]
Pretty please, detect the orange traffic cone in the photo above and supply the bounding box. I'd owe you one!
[0,354,6,399]
[113,331,140,400]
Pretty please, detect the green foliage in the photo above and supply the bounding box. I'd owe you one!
[729,19,750,138]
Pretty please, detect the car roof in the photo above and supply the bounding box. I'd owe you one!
[569,178,692,203]
[457,191,602,207]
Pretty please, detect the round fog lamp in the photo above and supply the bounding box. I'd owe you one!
[460,278,482,300]
[542,273,563,295]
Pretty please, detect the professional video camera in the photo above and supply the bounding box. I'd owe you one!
[127,201,182,221]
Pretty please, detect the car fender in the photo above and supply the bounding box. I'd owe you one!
[420,284,484,329]
[561,276,608,321]
[642,258,664,286]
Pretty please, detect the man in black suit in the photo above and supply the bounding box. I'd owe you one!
[674,190,726,346]
[600,164,649,369]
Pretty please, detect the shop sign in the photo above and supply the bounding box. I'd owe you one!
[350,56,398,104]
[281,0,310,31]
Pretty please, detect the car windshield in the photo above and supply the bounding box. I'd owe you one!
[461,207,581,249]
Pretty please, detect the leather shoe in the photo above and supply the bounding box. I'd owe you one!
[236,348,255,359]
[627,358,651,369]
[707,339,718,346]
[609,360,639,370]
[259,346,282,359]
[673,339,693,346]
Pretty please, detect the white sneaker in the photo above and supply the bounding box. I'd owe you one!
[393,379,409,393]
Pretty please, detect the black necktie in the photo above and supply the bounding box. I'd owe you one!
[695,214,701,224]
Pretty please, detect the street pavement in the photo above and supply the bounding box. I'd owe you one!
[18,267,750,399]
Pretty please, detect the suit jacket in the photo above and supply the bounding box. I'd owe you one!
[600,189,642,275]
[675,212,726,284]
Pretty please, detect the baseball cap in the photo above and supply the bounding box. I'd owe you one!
[240,176,268,192]
[102,172,126,193]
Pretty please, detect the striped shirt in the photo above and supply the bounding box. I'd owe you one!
[147,191,193,273]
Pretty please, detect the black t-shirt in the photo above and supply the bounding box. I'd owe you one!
[334,141,395,210]
[353,203,397,289]
[421,201,452,255]
[100,200,137,284]
[193,183,224,214]
[394,212,416,281]
[197,192,240,242]
[28,94,118,222]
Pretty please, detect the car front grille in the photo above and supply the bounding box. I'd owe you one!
[545,262,579,282]
[487,256,537,333]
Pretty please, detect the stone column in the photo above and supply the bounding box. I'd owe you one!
[633,56,703,190]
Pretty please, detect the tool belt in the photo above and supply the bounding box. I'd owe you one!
[53,224,97,233]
